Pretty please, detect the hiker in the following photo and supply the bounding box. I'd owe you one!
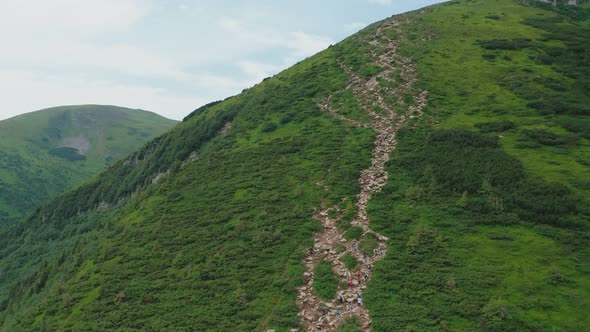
[364,271,369,281]
[357,271,362,281]
[349,279,354,288]
[357,292,362,306]
[339,292,344,304]
[362,253,367,264]
[322,304,327,316]
[335,309,341,318]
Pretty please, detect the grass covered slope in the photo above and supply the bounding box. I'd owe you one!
[364,0,590,330]
[0,105,177,226]
[0,47,376,330]
[0,0,588,331]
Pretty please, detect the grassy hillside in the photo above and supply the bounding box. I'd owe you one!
[0,0,588,331]
[365,0,590,330]
[0,105,177,226]
[0,53,374,330]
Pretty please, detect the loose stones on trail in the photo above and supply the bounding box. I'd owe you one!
[297,17,428,332]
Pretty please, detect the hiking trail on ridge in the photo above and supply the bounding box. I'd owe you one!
[296,17,428,332]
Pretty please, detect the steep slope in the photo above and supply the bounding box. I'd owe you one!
[0,105,177,226]
[364,1,590,331]
[0,1,588,331]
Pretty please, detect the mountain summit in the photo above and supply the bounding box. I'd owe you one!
[0,0,589,331]
[0,105,176,226]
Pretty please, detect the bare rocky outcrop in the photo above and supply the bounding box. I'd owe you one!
[297,18,428,331]
[61,136,91,154]
[151,170,170,185]
[219,121,232,136]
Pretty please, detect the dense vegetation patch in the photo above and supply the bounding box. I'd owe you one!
[396,128,585,227]
[477,38,536,50]
[475,120,516,133]
[343,253,359,270]
[336,317,362,332]
[519,129,579,147]
[48,147,86,161]
[313,260,338,300]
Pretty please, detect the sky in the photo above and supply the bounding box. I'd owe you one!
[0,0,446,121]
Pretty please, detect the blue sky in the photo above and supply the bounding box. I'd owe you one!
[0,0,446,120]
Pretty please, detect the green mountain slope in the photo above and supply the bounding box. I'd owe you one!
[364,1,590,330]
[0,1,589,331]
[0,105,177,226]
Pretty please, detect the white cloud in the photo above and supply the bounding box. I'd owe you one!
[238,61,280,83]
[0,39,190,81]
[219,16,280,49]
[194,74,251,92]
[286,31,333,57]
[0,0,184,82]
[0,70,201,121]
[345,22,368,32]
[368,0,392,5]
[0,0,150,36]
[219,16,333,57]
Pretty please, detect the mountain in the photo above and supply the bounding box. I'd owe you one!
[0,105,177,227]
[1,0,589,330]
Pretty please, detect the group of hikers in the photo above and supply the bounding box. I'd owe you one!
[322,291,362,318]
[312,235,388,323]
[348,270,369,288]
[317,243,381,320]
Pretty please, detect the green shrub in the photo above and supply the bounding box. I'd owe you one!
[482,298,526,331]
[396,128,586,228]
[475,120,515,133]
[359,233,379,254]
[399,129,523,194]
[508,181,581,227]
[521,129,579,146]
[336,317,362,332]
[558,117,590,139]
[344,226,364,241]
[527,99,590,116]
[313,260,337,300]
[477,38,535,50]
[482,53,496,60]
[343,254,359,270]
[48,147,86,161]
[261,122,278,133]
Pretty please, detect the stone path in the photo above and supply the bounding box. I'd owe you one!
[296,18,428,332]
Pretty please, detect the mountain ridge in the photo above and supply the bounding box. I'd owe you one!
[0,105,177,227]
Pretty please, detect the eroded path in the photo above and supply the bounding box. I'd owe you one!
[296,18,428,331]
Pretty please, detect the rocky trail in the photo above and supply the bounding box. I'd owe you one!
[296,18,428,332]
